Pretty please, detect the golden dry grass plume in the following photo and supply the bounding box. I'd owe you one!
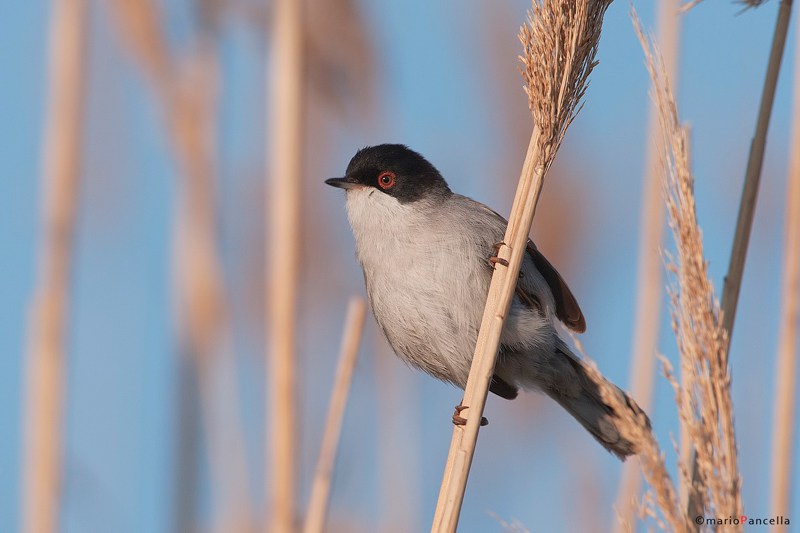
[585,8,744,532]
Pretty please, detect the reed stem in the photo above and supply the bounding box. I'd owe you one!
[303,298,367,533]
[768,11,800,528]
[22,0,88,531]
[431,127,543,533]
[267,0,305,530]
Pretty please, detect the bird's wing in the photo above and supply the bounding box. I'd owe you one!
[468,198,586,333]
[525,241,586,333]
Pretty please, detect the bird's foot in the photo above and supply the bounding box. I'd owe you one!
[452,403,488,426]
[489,242,509,268]
[489,256,509,268]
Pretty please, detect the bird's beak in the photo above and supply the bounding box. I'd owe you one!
[325,176,360,190]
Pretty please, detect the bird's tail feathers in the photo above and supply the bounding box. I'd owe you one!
[545,342,650,460]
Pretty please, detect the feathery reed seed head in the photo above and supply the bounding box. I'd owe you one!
[518,0,612,170]
[571,333,692,533]
[632,8,742,530]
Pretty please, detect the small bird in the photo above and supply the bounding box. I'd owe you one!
[326,144,647,458]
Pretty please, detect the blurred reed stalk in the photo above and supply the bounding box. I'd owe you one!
[686,0,793,523]
[267,0,304,530]
[173,46,254,533]
[303,298,367,533]
[104,1,253,530]
[614,1,681,529]
[768,17,800,530]
[21,0,88,531]
[431,2,611,530]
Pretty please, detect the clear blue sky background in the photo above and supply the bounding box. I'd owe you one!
[1,0,798,531]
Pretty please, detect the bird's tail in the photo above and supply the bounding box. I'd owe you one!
[544,342,650,460]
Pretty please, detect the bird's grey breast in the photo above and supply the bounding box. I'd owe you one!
[345,190,499,382]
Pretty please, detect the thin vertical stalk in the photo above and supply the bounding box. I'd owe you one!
[21,0,89,531]
[172,44,254,533]
[687,0,793,523]
[267,0,304,530]
[303,298,367,533]
[614,1,681,529]
[719,0,793,346]
[433,2,611,527]
[432,128,543,532]
[768,16,800,528]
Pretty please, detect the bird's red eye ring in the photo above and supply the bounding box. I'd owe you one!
[378,171,396,189]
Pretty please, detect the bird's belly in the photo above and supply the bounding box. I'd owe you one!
[362,250,487,387]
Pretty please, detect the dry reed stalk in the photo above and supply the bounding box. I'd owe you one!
[100,0,170,90]
[21,0,89,531]
[303,298,367,533]
[104,2,254,530]
[719,0,793,354]
[614,2,682,530]
[685,0,793,522]
[768,17,800,529]
[431,2,611,530]
[267,0,305,531]
[626,9,741,530]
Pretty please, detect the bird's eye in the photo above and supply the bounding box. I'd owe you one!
[378,171,396,189]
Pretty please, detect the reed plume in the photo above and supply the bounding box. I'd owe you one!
[614,2,682,529]
[518,0,612,175]
[601,8,743,531]
[683,0,793,523]
[575,7,750,531]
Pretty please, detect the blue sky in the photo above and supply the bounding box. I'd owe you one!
[1,0,798,531]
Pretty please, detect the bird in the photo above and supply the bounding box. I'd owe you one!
[325,144,648,459]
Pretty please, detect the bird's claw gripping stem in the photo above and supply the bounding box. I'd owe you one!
[452,403,488,426]
[489,256,509,268]
[489,241,509,268]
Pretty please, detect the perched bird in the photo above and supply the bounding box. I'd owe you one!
[326,144,647,458]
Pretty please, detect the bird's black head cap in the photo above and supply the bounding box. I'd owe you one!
[327,144,452,204]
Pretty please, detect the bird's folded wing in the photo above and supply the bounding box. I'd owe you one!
[467,197,586,333]
[525,241,586,333]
